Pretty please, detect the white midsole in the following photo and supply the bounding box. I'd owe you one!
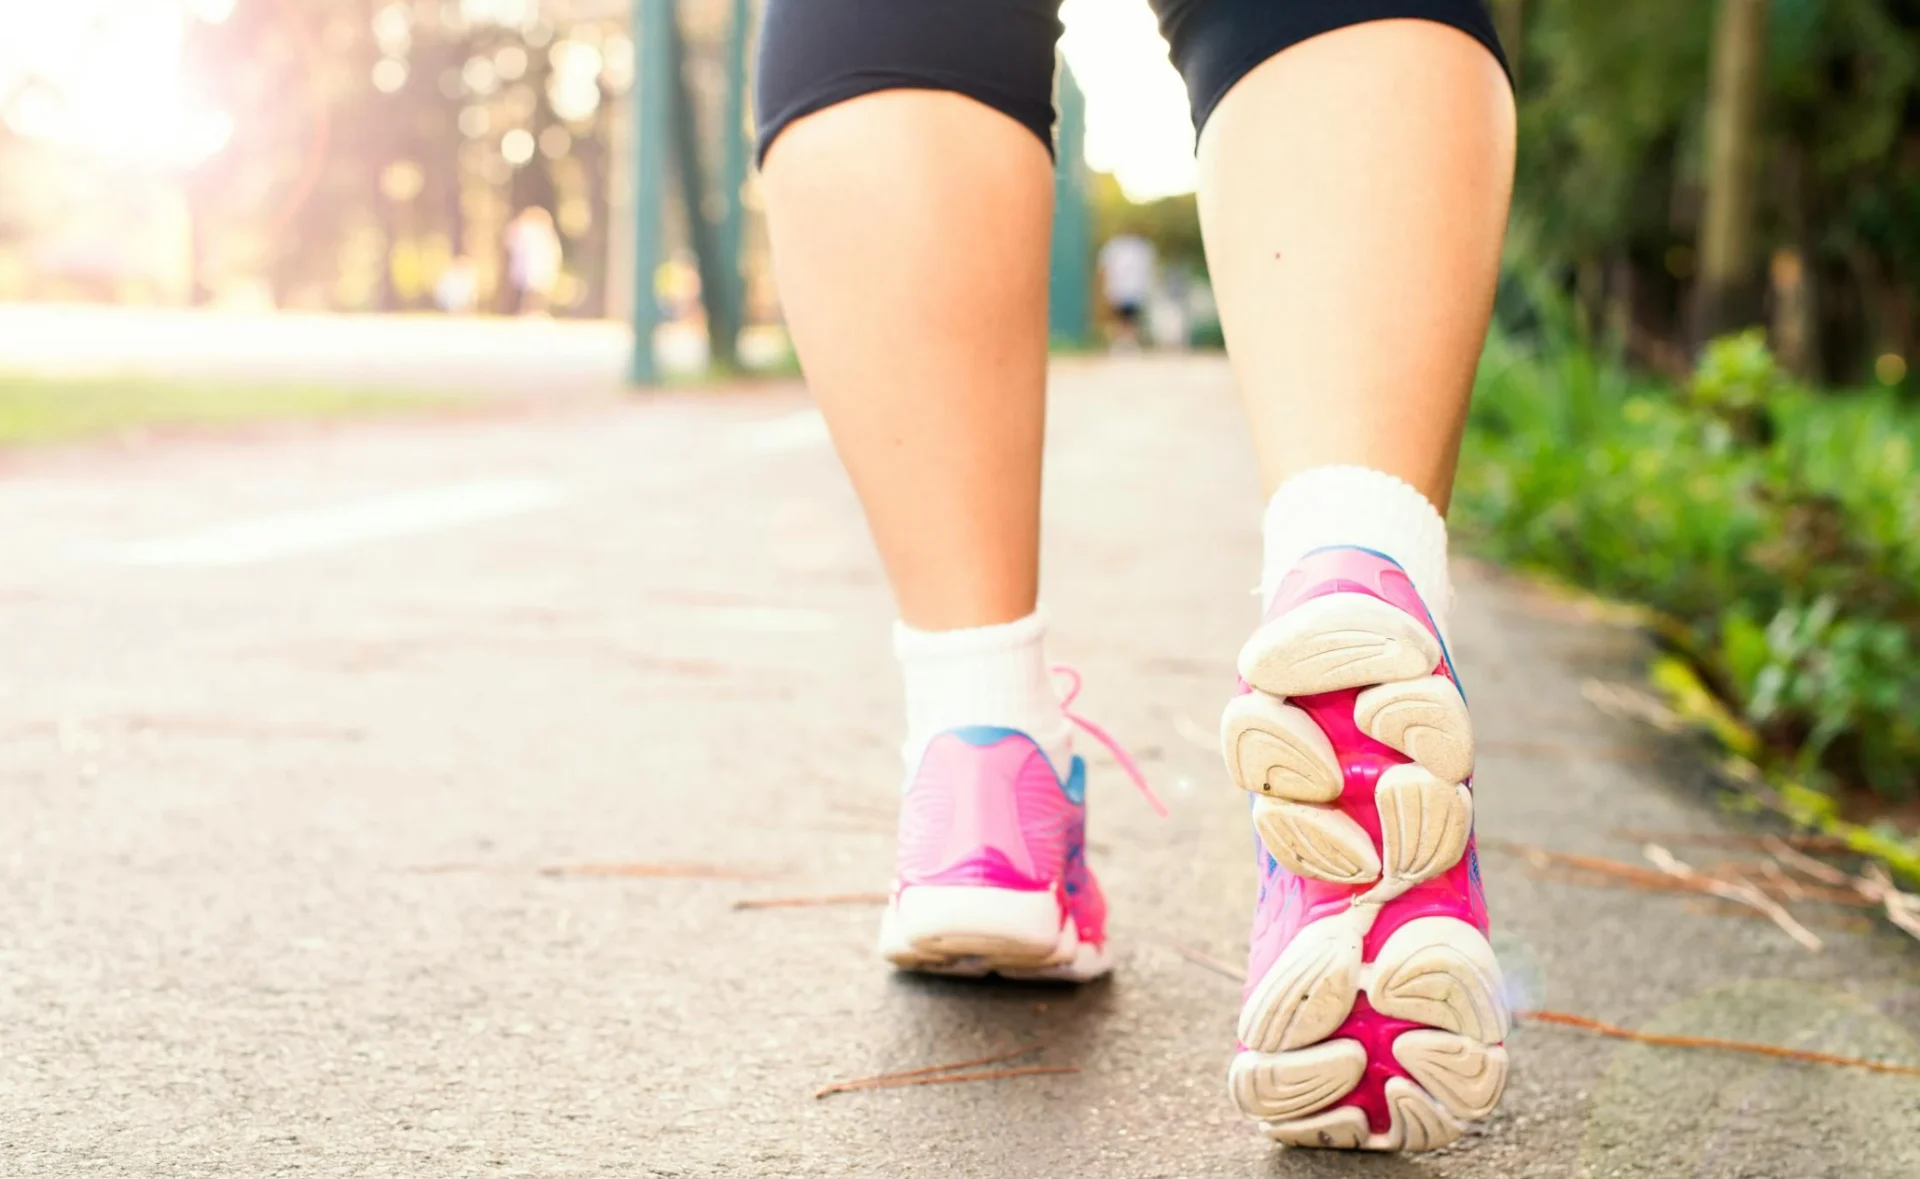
[892,885,1063,952]
[878,885,1111,982]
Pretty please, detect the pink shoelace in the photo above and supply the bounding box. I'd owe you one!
[1052,664,1169,817]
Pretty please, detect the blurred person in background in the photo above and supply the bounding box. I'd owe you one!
[503,206,563,316]
[756,0,1515,1154]
[434,255,479,316]
[1097,231,1156,349]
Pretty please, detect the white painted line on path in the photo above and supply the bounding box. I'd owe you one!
[110,479,570,567]
[102,408,819,570]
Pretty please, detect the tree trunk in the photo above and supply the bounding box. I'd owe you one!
[1692,0,1768,348]
[667,9,738,368]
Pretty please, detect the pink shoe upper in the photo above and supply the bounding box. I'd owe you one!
[894,728,1106,949]
[1241,546,1488,1136]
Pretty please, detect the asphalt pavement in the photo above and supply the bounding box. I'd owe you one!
[3,352,1917,1177]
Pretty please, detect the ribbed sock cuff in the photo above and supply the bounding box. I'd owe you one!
[893,610,1070,769]
[1261,465,1455,634]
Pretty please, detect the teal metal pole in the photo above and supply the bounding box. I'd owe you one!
[1048,61,1092,347]
[716,0,751,362]
[629,0,672,385]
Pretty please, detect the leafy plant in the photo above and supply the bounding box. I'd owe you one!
[1457,325,1920,807]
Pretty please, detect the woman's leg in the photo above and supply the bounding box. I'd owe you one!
[759,91,1053,633]
[1196,19,1514,511]
[1156,4,1518,1153]
[756,0,1067,633]
[756,1,1130,982]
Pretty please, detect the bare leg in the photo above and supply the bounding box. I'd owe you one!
[1197,19,1515,508]
[760,91,1054,631]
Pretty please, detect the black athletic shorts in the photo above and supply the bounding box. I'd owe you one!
[755,0,1509,165]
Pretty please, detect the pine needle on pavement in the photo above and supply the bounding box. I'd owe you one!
[814,1042,1075,1098]
[1521,1009,1920,1079]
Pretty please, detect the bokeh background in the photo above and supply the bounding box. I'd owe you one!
[6,0,1920,383]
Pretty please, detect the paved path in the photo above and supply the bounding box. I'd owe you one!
[0,304,723,392]
[3,356,1917,1177]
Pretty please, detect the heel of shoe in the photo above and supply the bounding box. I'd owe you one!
[880,885,1071,973]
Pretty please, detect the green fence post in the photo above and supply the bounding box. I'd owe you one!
[629,0,673,386]
[1048,60,1092,348]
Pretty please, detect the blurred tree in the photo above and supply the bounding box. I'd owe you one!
[1695,0,1769,344]
[181,0,645,317]
[667,6,738,367]
[1512,0,1920,385]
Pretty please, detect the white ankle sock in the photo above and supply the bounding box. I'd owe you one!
[893,610,1072,773]
[1261,465,1455,635]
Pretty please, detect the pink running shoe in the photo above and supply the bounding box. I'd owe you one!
[1219,546,1509,1151]
[878,668,1163,982]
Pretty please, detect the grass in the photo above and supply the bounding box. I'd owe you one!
[1452,313,1920,885]
[0,372,453,447]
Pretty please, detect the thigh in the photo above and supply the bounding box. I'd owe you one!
[756,0,1066,165]
[1149,0,1510,133]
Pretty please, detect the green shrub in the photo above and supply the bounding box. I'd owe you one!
[1456,324,1920,802]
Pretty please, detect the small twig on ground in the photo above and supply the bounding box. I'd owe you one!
[814,1042,1062,1098]
[1581,679,1684,733]
[1763,838,1856,887]
[1487,840,1876,909]
[1765,837,1920,941]
[733,892,888,911]
[1644,844,1822,951]
[1619,830,1851,855]
[1530,865,1712,900]
[1759,860,1806,903]
[1520,1009,1920,1079]
[1490,840,1721,893]
[1860,864,1920,941]
[1697,857,1764,879]
[815,1065,1079,1098]
[1168,943,1244,982]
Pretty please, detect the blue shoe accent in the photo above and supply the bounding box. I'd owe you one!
[931,726,1082,802]
[948,724,1024,747]
[1302,542,1402,566]
[1062,831,1087,896]
[1060,756,1087,806]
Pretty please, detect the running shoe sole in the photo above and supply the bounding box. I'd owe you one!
[1222,591,1509,1151]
